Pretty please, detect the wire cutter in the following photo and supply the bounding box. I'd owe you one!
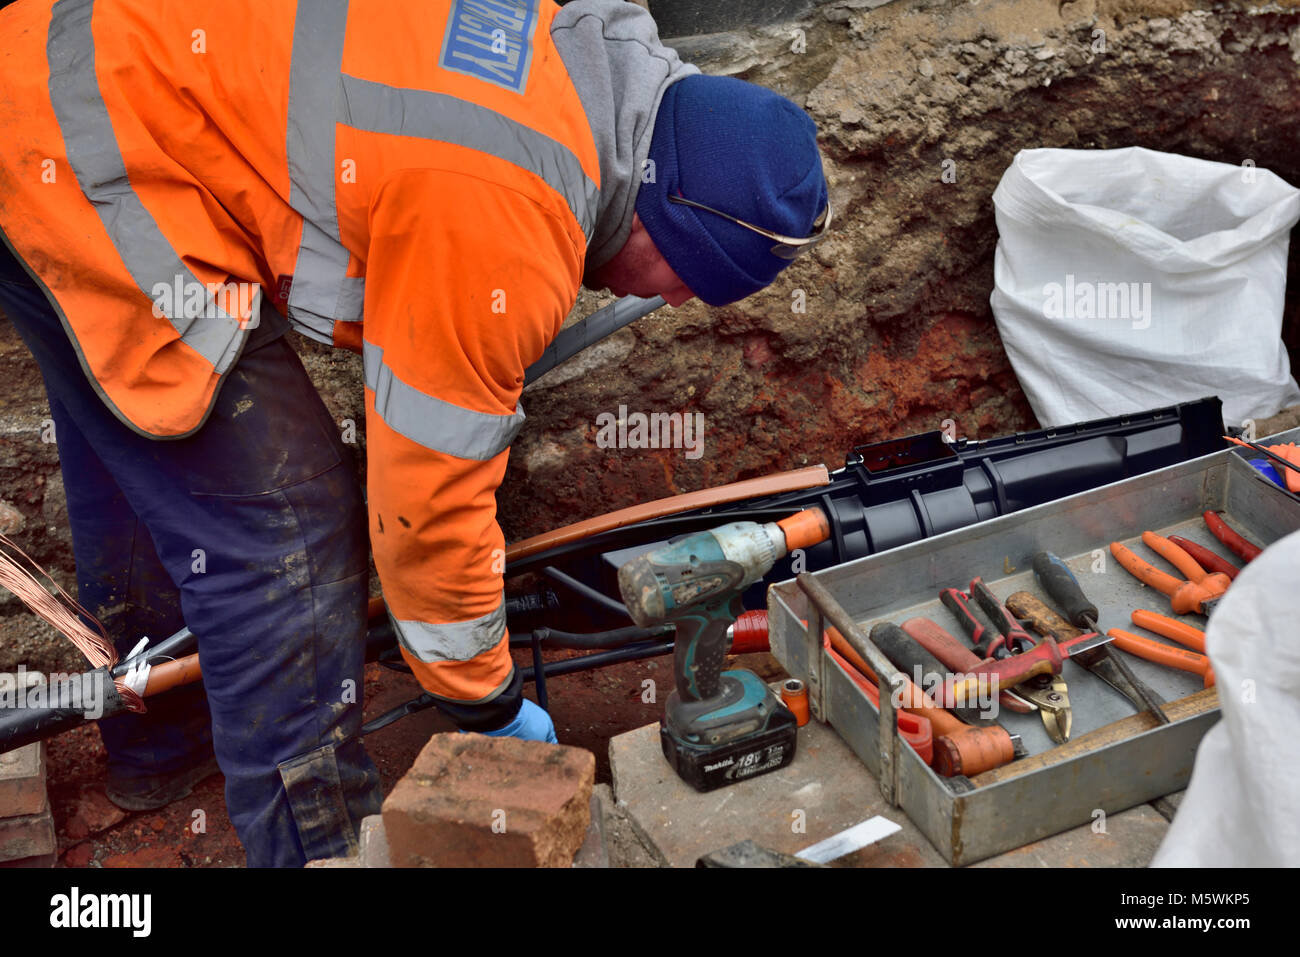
[1110,531,1231,616]
[940,578,1072,743]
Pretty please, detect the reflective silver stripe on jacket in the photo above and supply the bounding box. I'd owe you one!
[391,598,507,664]
[46,0,246,374]
[340,74,598,240]
[284,0,363,343]
[283,1,597,342]
[363,341,525,461]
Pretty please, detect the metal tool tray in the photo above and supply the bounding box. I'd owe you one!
[766,449,1300,865]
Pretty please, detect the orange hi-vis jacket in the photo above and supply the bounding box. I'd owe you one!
[0,0,695,704]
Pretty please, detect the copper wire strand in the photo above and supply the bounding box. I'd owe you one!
[0,532,146,712]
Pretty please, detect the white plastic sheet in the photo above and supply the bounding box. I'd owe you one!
[991,147,1300,429]
[1151,527,1300,867]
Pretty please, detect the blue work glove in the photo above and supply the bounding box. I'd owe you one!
[483,698,558,744]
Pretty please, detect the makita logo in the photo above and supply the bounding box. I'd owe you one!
[704,757,735,772]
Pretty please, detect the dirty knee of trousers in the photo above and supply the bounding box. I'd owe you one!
[272,740,382,868]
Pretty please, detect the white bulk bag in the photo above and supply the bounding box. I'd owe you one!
[991,147,1300,428]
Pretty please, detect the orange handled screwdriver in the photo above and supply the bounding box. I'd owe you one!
[1131,609,1206,654]
[1107,629,1215,687]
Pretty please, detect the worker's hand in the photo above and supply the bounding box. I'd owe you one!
[484,698,558,744]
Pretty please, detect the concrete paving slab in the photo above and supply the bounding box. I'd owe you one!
[610,720,946,868]
[612,720,1172,867]
[972,803,1171,868]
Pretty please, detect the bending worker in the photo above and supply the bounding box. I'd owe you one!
[0,0,830,866]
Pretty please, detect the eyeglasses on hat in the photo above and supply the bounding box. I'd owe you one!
[668,193,832,260]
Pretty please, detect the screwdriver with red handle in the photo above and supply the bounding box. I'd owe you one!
[872,619,1108,711]
[1166,536,1239,581]
[900,617,1036,714]
[1202,511,1262,564]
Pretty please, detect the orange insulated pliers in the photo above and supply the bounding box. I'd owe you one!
[1110,531,1231,616]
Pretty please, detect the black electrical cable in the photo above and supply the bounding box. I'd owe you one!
[528,623,673,649]
[541,565,632,620]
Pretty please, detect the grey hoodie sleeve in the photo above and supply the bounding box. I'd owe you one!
[551,0,699,271]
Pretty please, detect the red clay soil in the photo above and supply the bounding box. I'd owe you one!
[45,647,671,868]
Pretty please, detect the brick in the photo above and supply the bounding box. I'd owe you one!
[0,743,47,818]
[0,807,55,863]
[64,786,126,840]
[62,842,95,868]
[383,733,595,868]
[0,851,56,868]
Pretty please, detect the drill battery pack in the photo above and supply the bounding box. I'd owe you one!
[660,670,799,792]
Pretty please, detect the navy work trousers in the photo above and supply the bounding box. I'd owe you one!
[0,243,382,867]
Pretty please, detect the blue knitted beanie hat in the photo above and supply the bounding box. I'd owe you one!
[635,74,828,307]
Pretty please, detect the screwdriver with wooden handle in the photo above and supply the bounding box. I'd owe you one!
[1029,551,1171,725]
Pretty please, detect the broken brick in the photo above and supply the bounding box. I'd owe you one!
[101,846,183,868]
[383,733,594,868]
[0,500,24,536]
[64,786,126,840]
[0,807,56,862]
[0,743,47,818]
[62,842,95,868]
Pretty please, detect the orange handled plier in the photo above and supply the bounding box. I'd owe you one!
[1109,531,1231,616]
[1107,610,1214,687]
